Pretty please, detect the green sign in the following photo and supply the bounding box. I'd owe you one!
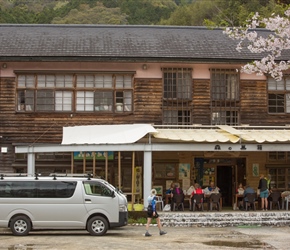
[74,151,114,160]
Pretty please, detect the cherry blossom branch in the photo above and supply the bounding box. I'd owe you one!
[224,8,290,81]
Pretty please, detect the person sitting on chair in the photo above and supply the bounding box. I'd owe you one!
[204,181,220,194]
[190,183,204,211]
[171,183,184,211]
[236,183,245,210]
[203,181,220,207]
[243,184,255,210]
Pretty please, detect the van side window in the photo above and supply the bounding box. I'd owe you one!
[84,182,112,197]
[0,181,76,198]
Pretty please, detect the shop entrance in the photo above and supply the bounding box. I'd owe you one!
[217,165,233,207]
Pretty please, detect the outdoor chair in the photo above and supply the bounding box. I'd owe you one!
[155,195,164,211]
[209,193,221,211]
[192,194,204,211]
[285,195,290,210]
[245,193,257,211]
[173,193,184,211]
[269,191,281,210]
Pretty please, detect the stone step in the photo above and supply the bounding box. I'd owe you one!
[159,211,290,227]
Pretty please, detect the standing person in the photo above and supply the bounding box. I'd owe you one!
[145,189,167,237]
[258,174,269,211]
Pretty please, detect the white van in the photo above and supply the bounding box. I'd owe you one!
[0,174,128,236]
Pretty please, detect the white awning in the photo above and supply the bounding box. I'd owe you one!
[240,130,290,143]
[61,124,157,145]
[153,129,240,143]
[153,127,290,143]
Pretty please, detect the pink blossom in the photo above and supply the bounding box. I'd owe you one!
[223,7,290,81]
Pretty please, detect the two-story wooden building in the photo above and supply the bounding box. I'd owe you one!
[0,24,290,207]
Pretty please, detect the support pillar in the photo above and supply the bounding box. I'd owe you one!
[143,150,152,208]
[27,152,35,176]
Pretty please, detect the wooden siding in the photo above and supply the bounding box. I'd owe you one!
[192,79,211,124]
[240,80,290,125]
[134,78,163,124]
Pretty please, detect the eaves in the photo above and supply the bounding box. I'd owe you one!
[0,56,255,64]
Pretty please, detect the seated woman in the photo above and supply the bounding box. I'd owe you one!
[190,183,204,211]
[165,182,175,205]
[236,183,245,209]
[166,182,175,195]
[170,183,184,211]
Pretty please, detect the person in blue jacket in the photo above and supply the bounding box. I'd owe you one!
[145,189,167,237]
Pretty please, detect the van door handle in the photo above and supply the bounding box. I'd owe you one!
[85,199,91,202]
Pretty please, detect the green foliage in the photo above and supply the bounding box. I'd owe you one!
[52,3,128,24]
[0,0,288,26]
[120,0,177,25]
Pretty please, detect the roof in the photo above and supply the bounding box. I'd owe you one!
[1,24,289,62]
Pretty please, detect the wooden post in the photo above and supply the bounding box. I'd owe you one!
[93,152,96,177]
[83,152,86,173]
[105,151,108,181]
[131,151,135,208]
[118,151,121,189]
[71,152,74,174]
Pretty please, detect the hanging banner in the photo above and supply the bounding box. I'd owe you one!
[134,166,142,197]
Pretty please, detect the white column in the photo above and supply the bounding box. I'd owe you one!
[143,150,152,208]
[27,152,35,176]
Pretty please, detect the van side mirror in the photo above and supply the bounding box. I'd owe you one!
[111,191,115,198]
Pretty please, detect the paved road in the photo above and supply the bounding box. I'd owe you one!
[1,225,290,250]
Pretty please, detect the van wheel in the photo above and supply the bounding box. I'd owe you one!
[87,216,108,236]
[10,216,31,236]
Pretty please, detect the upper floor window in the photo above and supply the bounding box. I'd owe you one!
[211,69,239,101]
[210,69,240,125]
[16,73,133,113]
[163,68,192,100]
[211,110,239,126]
[162,68,192,125]
[163,109,191,125]
[268,76,290,113]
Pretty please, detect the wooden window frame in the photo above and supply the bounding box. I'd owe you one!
[210,69,240,126]
[267,75,290,114]
[162,68,193,125]
[16,73,134,113]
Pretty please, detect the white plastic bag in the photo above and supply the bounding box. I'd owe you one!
[163,204,171,212]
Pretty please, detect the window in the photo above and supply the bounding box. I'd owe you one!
[268,168,290,189]
[163,109,191,125]
[83,181,112,197]
[16,73,133,113]
[211,69,239,101]
[0,181,76,198]
[163,68,192,99]
[210,69,240,125]
[267,152,290,190]
[268,152,286,162]
[268,76,290,113]
[211,110,239,126]
[162,68,192,125]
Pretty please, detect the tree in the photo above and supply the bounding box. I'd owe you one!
[224,7,290,80]
[52,3,128,25]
